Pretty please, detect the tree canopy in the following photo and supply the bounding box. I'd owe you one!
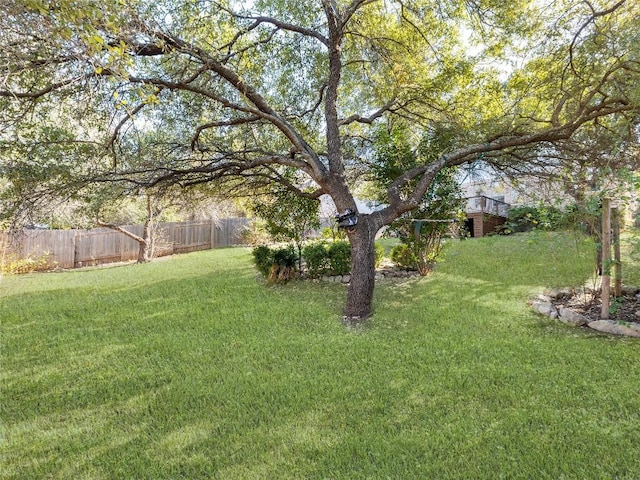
[1,0,639,319]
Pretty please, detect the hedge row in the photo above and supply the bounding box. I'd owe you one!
[252,241,384,281]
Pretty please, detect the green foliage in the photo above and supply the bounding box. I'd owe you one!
[394,177,464,272]
[372,126,465,274]
[368,124,461,204]
[251,244,299,283]
[623,229,640,285]
[370,125,419,193]
[320,225,346,242]
[1,251,54,275]
[302,242,330,277]
[303,240,384,277]
[374,242,385,269]
[504,205,566,233]
[327,241,351,276]
[251,245,274,277]
[249,188,320,248]
[268,245,298,283]
[390,243,417,270]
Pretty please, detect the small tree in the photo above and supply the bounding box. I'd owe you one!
[389,169,465,275]
[95,193,160,263]
[373,126,466,275]
[249,187,321,272]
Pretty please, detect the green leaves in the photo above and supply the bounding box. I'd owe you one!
[249,187,320,247]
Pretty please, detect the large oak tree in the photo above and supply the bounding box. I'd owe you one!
[1,0,639,321]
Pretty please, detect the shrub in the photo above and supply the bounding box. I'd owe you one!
[390,243,417,270]
[302,242,330,277]
[1,252,54,275]
[271,245,297,269]
[268,245,298,283]
[320,226,347,242]
[374,242,385,268]
[304,240,384,276]
[252,245,299,282]
[259,240,385,279]
[252,245,274,277]
[328,241,351,275]
[504,205,564,233]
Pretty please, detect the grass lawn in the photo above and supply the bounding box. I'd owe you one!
[1,231,639,479]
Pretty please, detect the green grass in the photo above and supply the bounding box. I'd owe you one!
[1,231,639,479]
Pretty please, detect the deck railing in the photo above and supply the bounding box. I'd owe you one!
[465,196,510,218]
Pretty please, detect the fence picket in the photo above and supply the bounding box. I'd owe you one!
[1,218,250,269]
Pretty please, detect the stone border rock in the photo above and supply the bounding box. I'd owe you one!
[530,285,640,337]
[311,267,421,284]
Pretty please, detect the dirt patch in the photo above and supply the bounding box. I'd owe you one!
[549,287,640,325]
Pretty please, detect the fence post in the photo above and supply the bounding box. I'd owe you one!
[73,232,79,268]
[601,198,611,320]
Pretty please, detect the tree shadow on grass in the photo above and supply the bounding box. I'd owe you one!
[1,269,350,479]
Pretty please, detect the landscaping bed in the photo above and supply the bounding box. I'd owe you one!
[531,285,640,336]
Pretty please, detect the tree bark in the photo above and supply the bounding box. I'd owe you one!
[138,219,152,263]
[343,215,380,324]
[98,220,150,263]
[137,195,153,263]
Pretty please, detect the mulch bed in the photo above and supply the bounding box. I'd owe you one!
[550,288,640,325]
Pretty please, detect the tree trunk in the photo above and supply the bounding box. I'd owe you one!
[343,216,380,324]
[137,218,151,263]
[137,195,153,263]
[97,221,149,263]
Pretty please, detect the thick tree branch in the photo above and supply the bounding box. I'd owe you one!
[236,16,329,46]
[381,94,637,220]
[338,99,397,126]
[342,0,377,27]
[97,220,146,244]
[190,115,262,152]
[107,100,151,153]
[322,0,346,177]
[134,29,329,181]
[215,2,329,47]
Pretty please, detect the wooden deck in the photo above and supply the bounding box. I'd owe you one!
[464,196,509,237]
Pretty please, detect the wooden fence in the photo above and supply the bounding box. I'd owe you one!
[1,218,251,269]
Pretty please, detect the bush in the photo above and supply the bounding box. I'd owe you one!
[390,243,417,270]
[251,245,298,282]
[271,245,297,269]
[374,242,385,268]
[328,241,351,275]
[252,245,274,277]
[268,245,298,283]
[252,245,299,283]
[304,240,383,277]
[504,205,564,233]
[1,252,54,275]
[259,240,385,279]
[302,242,330,277]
